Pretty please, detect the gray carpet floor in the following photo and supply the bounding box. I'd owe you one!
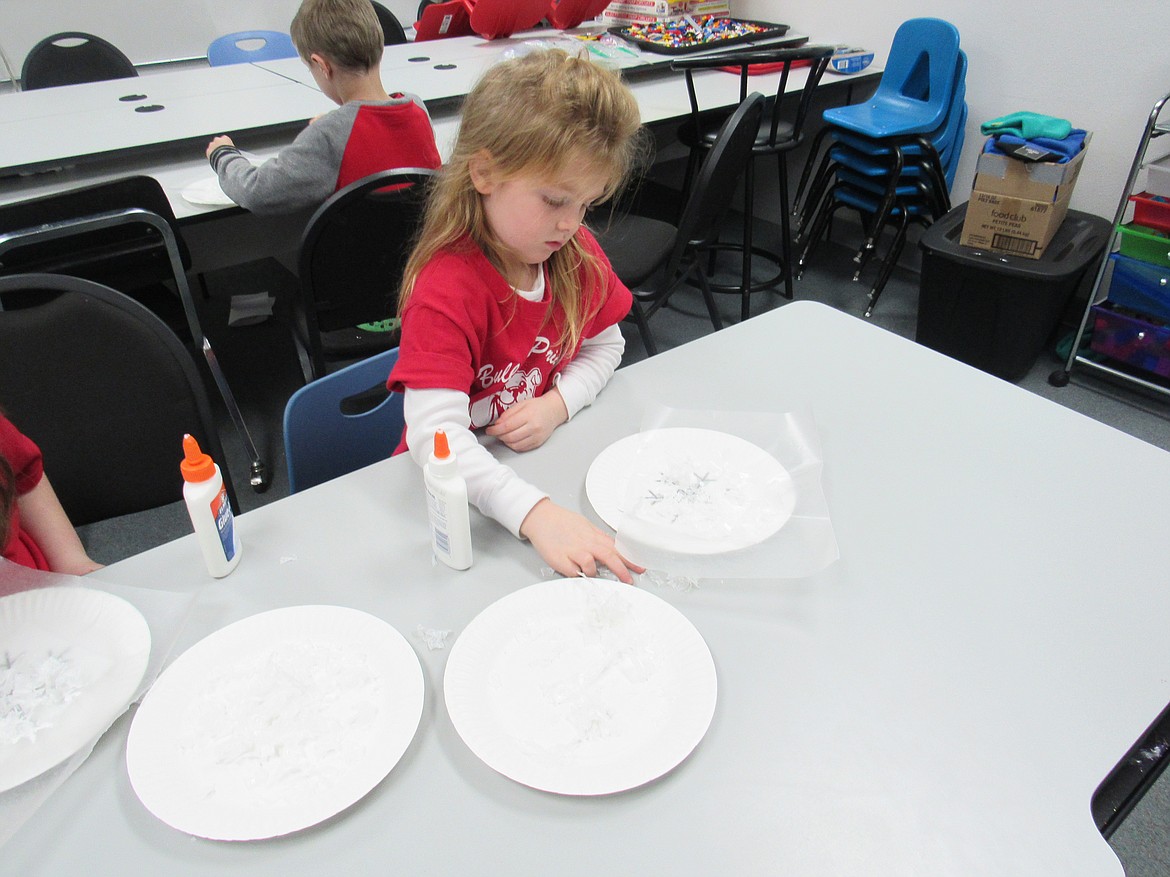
[75,220,1170,876]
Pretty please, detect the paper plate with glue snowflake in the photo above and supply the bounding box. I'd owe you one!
[0,587,151,792]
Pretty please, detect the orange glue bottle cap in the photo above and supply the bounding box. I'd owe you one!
[433,429,452,460]
[180,433,216,482]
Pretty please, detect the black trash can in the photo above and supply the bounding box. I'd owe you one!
[916,204,1111,381]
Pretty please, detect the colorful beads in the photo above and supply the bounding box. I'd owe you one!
[620,16,770,50]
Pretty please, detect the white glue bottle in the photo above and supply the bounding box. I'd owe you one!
[180,433,241,578]
[424,429,473,570]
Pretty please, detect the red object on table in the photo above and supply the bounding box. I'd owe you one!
[545,0,610,30]
[413,0,473,41]
[718,58,812,75]
[467,0,548,39]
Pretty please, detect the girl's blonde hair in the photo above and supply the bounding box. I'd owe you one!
[399,48,646,353]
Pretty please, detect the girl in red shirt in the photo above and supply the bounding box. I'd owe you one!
[389,49,647,582]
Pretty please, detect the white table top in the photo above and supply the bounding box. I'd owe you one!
[0,62,331,176]
[0,26,856,221]
[6,301,1166,875]
[0,61,857,224]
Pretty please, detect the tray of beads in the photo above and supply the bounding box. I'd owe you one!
[608,16,791,55]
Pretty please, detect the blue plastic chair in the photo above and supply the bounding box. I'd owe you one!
[796,48,967,234]
[822,18,961,138]
[792,33,966,296]
[283,347,404,493]
[797,60,967,240]
[207,30,298,66]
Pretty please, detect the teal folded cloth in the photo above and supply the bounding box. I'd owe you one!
[980,111,1073,141]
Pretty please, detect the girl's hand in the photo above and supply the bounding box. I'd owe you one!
[486,390,569,452]
[519,499,643,584]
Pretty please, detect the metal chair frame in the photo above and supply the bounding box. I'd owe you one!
[0,210,270,491]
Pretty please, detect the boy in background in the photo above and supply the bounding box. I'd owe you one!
[206,0,441,215]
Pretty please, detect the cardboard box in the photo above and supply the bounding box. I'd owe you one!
[959,136,1090,259]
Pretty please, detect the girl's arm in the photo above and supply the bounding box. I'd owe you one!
[405,387,548,538]
[404,386,640,583]
[18,476,103,575]
[486,324,624,451]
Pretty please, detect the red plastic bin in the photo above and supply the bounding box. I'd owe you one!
[1128,192,1170,234]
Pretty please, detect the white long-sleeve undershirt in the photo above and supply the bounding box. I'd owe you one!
[404,322,625,537]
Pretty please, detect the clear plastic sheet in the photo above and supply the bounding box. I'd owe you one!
[0,560,196,848]
[595,405,838,581]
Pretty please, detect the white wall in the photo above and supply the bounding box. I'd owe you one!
[0,0,419,71]
[738,0,1170,220]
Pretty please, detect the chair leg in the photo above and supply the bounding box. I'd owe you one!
[777,154,794,300]
[793,125,831,219]
[854,146,905,264]
[796,148,838,235]
[864,211,910,318]
[741,157,754,322]
[680,145,704,223]
[694,267,724,333]
[150,216,271,492]
[628,300,658,357]
[796,186,844,278]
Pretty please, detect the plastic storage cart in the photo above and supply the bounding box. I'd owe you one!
[916,203,1110,381]
[1049,89,1170,403]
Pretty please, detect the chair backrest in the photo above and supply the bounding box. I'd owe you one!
[669,93,766,270]
[207,30,298,66]
[372,1,408,45]
[283,347,404,493]
[296,168,435,381]
[676,45,835,151]
[872,18,961,116]
[0,273,235,525]
[21,32,137,90]
[0,176,193,334]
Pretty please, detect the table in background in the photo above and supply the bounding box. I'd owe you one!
[6,301,1167,876]
[0,27,878,223]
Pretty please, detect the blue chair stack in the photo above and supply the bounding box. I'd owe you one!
[792,18,967,316]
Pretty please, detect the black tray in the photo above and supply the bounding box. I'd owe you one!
[607,18,790,56]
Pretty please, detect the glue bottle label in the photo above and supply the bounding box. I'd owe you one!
[211,485,237,561]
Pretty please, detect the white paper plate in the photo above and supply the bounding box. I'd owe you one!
[180,175,235,207]
[126,605,423,840]
[0,587,151,793]
[586,427,797,555]
[444,578,716,795]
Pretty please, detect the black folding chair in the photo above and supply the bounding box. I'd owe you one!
[0,273,238,526]
[596,93,766,355]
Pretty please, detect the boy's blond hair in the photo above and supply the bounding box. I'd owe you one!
[290,0,383,72]
[400,49,646,354]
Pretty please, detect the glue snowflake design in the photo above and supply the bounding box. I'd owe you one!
[644,470,718,523]
[1,650,86,745]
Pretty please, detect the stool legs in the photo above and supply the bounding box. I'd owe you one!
[777,152,794,301]
[740,157,754,321]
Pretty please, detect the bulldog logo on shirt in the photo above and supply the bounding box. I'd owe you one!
[469,365,544,427]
